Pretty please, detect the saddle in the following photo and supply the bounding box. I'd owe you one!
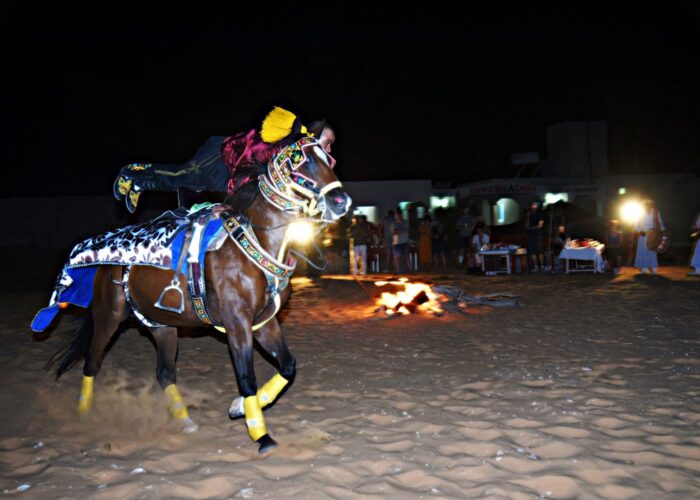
[153,209,217,314]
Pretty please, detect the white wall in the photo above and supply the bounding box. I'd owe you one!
[342,180,433,220]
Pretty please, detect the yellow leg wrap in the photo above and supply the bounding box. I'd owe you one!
[128,189,141,209]
[257,373,289,408]
[164,384,190,421]
[78,375,94,414]
[243,395,267,441]
[117,176,132,196]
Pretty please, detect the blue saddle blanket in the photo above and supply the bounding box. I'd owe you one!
[31,209,225,332]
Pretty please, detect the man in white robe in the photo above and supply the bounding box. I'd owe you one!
[689,213,700,276]
[634,201,664,274]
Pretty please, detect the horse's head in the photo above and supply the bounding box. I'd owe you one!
[261,135,351,222]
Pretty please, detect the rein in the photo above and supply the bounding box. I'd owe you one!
[289,242,327,271]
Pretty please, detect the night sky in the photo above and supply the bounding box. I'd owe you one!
[2,1,699,197]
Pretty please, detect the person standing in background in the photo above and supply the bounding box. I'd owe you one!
[348,215,371,276]
[526,201,545,272]
[432,222,448,268]
[392,212,411,273]
[381,210,395,272]
[689,212,700,276]
[471,223,490,272]
[634,200,665,274]
[605,219,623,275]
[456,207,477,269]
[550,224,569,273]
[418,215,433,269]
[322,224,340,273]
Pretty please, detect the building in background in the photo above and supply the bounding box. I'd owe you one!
[457,121,700,253]
[3,121,699,259]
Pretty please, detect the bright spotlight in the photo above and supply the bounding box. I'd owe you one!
[620,200,644,225]
[289,221,314,244]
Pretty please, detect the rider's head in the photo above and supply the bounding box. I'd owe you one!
[309,120,335,154]
[261,108,334,153]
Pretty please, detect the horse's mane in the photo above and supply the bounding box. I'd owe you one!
[223,132,306,214]
[223,162,267,213]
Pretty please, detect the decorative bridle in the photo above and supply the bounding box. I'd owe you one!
[213,136,345,332]
[258,136,342,218]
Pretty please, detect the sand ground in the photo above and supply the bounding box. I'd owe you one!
[1,267,700,499]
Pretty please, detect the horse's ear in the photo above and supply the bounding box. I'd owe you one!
[307,119,327,138]
[261,107,299,144]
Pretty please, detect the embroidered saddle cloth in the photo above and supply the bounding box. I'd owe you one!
[69,210,191,269]
[31,207,226,332]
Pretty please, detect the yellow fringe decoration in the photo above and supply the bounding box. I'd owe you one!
[78,375,94,414]
[257,373,289,408]
[244,395,267,441]
[260,107,298,144]
[164,384,190,420]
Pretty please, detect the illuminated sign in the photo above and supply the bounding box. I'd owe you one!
[429,196,456,210]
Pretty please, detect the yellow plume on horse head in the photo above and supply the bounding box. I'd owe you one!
[260,106,310,144]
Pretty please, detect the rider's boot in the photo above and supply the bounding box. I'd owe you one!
[113,164,156,213]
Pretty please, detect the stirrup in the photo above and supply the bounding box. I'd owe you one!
[154,279,185,314]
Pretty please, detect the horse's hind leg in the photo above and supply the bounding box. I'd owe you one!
[79,267,129,414]
[149,327,198,433]
[229,319,295,420]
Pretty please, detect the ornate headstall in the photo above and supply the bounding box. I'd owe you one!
[258,136,342,218]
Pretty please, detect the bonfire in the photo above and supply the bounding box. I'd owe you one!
[372,278,518,318]
[374,278,443,316]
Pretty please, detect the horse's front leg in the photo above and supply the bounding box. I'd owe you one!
[228,318,295,419]
[149,327,198,433]
[224,318,278,454]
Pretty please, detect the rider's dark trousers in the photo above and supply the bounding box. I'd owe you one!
[130,136,230,192]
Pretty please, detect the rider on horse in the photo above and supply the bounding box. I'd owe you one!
[113,108,336,213]
[33,106,350,453]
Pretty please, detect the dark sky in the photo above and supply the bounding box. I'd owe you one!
[2,1,699,197]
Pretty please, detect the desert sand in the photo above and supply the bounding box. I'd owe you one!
[1,267,700,499]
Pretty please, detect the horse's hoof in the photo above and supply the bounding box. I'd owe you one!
[228,396,244,419]
[257,434,278,454]
[180,417,199,434]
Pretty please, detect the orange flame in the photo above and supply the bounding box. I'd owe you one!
[375,278,443,315]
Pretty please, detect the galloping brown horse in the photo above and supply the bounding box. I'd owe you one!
[48,133,350,453]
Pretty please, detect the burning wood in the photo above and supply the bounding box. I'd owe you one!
[372,279,519,318]
[374,278,443,316]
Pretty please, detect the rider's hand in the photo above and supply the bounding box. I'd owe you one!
[211,205,229,218]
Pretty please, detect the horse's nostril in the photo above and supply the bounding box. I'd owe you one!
[334,197,345,205]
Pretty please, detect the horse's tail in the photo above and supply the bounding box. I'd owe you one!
[46,308,94,379]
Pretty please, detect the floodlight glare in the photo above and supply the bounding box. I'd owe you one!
[289,221,314,244]
[620,200,644,225]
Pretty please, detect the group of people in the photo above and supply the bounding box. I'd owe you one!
[536,199,665,275]
[339,207,493,276]
[322,209,442,276]
[548,199,700,277]
[344,210,412,275]
[322,198,700,277]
